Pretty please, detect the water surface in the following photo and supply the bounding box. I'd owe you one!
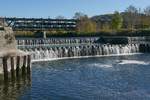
[1,54,150,100]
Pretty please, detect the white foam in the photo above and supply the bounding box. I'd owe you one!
[118,60,149,65]
[89,63,112,68]
[31,53,142,63]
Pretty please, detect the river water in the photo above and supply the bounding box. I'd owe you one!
[1,54,150,100]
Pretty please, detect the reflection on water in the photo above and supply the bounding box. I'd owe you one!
[1,54,150,100]
[0,75,31,100]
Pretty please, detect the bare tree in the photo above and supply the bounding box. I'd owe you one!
[125,5,138,13]
[73,12,87,19]
[144,6,150,16]
[73,12,96,33]
[124,5,139,29]
[55,16,66,19]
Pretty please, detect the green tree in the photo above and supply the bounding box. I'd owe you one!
[111,11,123,30]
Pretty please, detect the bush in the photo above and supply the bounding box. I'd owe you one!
[14,29,150,38]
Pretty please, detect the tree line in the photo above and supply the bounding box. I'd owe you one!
[73,5,150,34]
[15,5,150,37]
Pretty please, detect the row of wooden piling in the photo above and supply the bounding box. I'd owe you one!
[2,55,31,81]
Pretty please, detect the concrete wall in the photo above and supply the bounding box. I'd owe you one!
[0,26,17,74]
[0,27,17,52]
[0,24,31,81]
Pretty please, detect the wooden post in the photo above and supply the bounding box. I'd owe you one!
[10,57,15,80]
[3,57,8,81]
[27,55,31,75]
[16,56,20,80]
[22,56,27,77]
[27,55,31,81]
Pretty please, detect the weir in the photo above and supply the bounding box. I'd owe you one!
[17,37,150,62]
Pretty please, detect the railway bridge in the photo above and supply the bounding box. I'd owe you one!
[1,17,77,32]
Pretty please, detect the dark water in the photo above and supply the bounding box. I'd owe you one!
[1,54,150,100]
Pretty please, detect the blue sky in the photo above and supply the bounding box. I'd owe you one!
[0,0,150,18]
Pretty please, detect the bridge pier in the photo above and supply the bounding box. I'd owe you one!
[1,55,31,81]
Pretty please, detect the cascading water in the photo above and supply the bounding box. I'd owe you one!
[17,37,150,61]
[18,44,142,61]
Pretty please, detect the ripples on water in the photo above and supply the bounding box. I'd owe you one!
[1,54,150,100]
